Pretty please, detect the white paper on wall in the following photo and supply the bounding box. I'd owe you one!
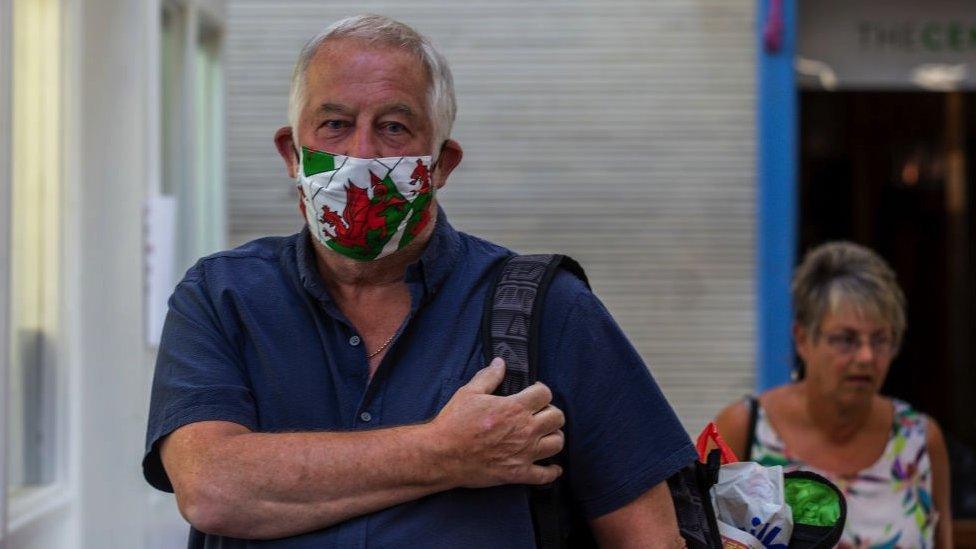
[145,194,177,348]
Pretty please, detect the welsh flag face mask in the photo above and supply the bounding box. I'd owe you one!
[296,146,435,261]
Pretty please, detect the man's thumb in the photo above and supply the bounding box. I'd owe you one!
[465,357,506,394]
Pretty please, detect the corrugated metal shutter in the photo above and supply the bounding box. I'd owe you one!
[225,0,756,432]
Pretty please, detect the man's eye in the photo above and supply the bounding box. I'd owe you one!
[322,120,349,131]
[383,122,407,134]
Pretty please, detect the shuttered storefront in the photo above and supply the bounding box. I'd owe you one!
[225,0,756,432]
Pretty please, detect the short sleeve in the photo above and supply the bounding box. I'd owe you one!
[142,263,258,492]
[539,275,697,519]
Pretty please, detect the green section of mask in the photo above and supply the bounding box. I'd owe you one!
[303,147,336,176]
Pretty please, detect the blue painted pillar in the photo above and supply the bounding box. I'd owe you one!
[756,0,798,391]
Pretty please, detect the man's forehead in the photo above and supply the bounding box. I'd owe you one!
[308,38,426,78]
[305,41,427,88]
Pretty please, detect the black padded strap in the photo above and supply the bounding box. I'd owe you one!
[483,254,588,396]
[481,254,590,549]
[744,395,759,461]
[530,483,563,548]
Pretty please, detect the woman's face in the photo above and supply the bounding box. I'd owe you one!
[795,305,897,403]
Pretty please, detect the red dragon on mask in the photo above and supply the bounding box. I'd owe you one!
[319,171,408,258]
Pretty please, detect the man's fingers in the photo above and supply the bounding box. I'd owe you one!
[521,464,563,485]
[510,382,553,413]
[534,430,565,461]
[532,405,565,435]
[463,357,506,394]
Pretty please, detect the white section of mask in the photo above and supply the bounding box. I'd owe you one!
[296,148,435,261]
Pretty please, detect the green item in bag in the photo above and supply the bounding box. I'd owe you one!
[785,477,842,527]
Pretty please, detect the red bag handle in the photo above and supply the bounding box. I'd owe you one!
[695,422,738,464]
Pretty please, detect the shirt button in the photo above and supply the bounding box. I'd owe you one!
[349,335,361,346]
[360,412,372,422]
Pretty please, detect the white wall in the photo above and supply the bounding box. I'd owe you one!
[68,2,207,546]
[71,0,162,545]
[225,0,757,432]
[2,0,232,546]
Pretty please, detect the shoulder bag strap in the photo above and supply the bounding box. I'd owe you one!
[481,254,589,549]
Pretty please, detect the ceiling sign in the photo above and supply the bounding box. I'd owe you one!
[798,0,976,90]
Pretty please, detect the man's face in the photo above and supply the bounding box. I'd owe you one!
[297,39,434,163]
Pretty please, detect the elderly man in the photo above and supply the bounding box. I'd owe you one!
[144,14,695,548]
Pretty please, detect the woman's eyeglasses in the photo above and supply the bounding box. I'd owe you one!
[821,331,896,356]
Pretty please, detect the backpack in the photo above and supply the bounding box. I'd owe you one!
[482,254,847,549]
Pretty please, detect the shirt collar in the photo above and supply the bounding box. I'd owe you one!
[295,205,461,303]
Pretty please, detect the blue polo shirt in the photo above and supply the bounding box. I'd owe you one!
[143,208,695,548]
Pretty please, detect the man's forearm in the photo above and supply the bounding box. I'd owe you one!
[168,422,452,539]
[164,361,564,540]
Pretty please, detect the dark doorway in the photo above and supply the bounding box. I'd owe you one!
[800,91,976,518]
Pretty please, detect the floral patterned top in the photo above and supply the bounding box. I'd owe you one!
[750,398,936,549]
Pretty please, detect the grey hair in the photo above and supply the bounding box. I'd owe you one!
[287,14,457,159]
[792,241,907,345]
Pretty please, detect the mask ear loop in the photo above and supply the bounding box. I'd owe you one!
[429,140,446,173]
[293,145,303,186]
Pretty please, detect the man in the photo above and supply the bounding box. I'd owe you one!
[144,14,696,548]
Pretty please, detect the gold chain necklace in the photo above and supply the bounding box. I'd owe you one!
[366,331,398,360]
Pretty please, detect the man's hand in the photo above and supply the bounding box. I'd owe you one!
[429,357,566,488]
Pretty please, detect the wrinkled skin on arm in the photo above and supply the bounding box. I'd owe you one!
[161,359,565,539]
[590,481,687,549]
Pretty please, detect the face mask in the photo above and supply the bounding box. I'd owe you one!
[296,146,435,261]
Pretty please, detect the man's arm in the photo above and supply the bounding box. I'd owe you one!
[161,359,565,539]
[589,481,686,549]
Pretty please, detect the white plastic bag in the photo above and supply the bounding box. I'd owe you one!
[716,519,765,549]
[710,461,793,549]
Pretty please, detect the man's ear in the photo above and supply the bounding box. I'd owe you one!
[274,126,299,178]
[432,139,463,190]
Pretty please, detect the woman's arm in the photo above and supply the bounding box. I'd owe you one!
[713,399,751,460]
[926,417,953,549]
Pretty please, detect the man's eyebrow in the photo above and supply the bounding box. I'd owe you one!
[378,103,417,118]
[315,103,353,116]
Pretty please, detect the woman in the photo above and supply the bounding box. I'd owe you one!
[715,241,952,548]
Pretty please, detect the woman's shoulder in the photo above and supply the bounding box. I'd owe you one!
[760,384,804,419]
[761,384,798,402]
[883,395,929,435]
[716,386,799,427]
[714,397,752,458]
[714,386,795,458]
[872,396,934,463]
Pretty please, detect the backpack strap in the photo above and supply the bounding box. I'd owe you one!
[666,448,724,549]
[481,254,590,549]
[744,395,759,461]
[482,254,589,397]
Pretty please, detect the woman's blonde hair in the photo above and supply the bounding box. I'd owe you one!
[792,241,906,344]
